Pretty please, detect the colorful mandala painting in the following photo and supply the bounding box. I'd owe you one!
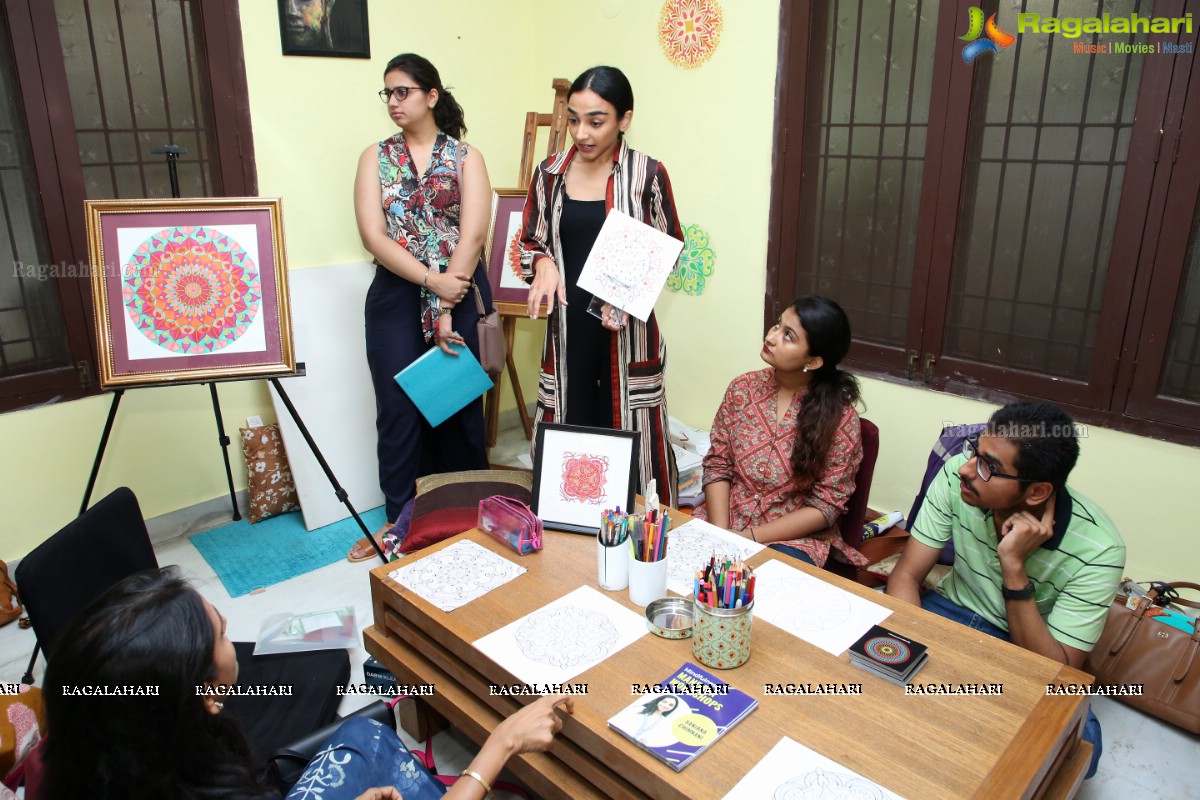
[658,0,723,70]
[560,452,610,505]
[123,225,261,354]
[666,223,716,296]
[506,230,523,280]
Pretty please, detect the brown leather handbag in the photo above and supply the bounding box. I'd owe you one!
[1085,581,1200,733]
[0,560,22,626]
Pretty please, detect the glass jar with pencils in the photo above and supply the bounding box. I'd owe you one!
[692,561,755,669]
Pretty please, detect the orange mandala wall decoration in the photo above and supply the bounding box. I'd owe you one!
[658,0,723,70]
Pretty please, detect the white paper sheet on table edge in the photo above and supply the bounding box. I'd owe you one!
[721,736,908,800]
[388,540,527,613]
[751,558,892,656]
[472,585,648,688]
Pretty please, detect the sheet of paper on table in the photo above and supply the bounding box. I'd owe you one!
[722,736,908,800]
[752,558,892,656]
[473,585,648,687]
[665,518,765,597]
[576,209,684,322]
[389,540,527,613]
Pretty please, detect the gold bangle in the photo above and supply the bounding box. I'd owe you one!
[423,268,431,288]
[459,769,494,799]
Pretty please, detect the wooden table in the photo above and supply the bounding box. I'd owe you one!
[366,521,1092,800]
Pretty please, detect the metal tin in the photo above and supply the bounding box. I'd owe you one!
[645,597,694,639]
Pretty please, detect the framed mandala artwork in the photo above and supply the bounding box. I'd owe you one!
[484,188,533,315]
[85,197,295,389]
[532,423,638,534]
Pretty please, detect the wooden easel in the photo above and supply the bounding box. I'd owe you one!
[484,78,570,448]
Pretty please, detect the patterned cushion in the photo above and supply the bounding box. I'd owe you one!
[399,470,532,555]
[0,685,44,787]
[240,424,301,524]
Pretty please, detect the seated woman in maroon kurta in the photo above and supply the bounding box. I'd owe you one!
[695,296,868,569]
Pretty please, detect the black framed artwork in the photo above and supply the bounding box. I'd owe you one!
[532,423,639,535]
[278,0,370,58]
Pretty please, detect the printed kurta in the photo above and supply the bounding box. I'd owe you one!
[518,139,681,505]
[695,368,867,568]
[378,130,468,341]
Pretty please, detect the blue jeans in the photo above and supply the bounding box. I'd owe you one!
[286,717,446,799]
[920,591,1102,779]
[769,543,816,565]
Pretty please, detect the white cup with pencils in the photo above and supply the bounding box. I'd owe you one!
[626,509,669,606]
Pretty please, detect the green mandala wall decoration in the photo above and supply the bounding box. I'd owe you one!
[667,223,716,296]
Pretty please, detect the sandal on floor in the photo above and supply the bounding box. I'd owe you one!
[348,524,393,562]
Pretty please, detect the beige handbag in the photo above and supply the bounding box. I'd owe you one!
[474,282,505,377]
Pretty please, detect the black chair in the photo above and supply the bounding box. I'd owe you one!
[14,486,350,766]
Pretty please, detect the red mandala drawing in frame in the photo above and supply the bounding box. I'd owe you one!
[506,230,523,280]
[122,225,261,354]
[658,0,723,70]
[560,452,610,505]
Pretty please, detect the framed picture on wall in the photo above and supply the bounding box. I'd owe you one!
[85,197,296,389]
[532,423,639,534]
[484,188,534,315]
[278,0,370,58]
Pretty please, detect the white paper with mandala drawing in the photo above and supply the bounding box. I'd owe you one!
[576,210,683,321]
[388,540,526,612]
[472,586,647,687]
[723,736,907,800]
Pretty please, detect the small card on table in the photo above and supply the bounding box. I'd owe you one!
[848,624,928,685]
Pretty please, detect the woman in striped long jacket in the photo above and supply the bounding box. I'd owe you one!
[519,66,681,506]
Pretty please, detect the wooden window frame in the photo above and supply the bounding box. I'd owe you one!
[0,0,256,411]
[767,0,1200,447]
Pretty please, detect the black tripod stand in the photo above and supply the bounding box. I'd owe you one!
[80,145,387,561]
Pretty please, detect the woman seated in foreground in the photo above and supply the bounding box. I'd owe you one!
[41,567,573,800]
[694,296,868,570]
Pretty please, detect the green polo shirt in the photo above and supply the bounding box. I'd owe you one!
[911,454,1126,652]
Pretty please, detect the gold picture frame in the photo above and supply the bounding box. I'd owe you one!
[85,197,296,389]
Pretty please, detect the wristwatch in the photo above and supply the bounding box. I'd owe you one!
[1001,581,1036,601]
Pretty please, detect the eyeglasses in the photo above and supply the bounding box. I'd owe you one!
[962,435,1025,482]
[378,86,424,103]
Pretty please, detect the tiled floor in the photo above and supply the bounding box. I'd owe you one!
[3,415,1194,798]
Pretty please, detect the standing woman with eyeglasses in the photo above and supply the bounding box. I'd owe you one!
[350,53,493,562]
[520,66,683,506]
[695,296,869,570]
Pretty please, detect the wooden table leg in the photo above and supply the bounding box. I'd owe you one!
[503,316,533,440]
[484,377,501,449]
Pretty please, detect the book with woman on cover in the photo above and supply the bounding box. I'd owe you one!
[607,662,757,771]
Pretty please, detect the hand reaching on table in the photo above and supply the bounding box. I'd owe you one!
[493,692,575,756]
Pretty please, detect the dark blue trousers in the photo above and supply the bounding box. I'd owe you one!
[365,263,491,521]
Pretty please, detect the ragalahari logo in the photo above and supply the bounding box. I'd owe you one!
[960,8,1016,62]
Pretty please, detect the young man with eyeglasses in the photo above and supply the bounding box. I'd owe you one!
[887,401,1124,779]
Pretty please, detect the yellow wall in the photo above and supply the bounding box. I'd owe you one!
[3,0,1196,586]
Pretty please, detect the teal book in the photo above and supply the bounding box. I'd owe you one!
[394,343,493,428]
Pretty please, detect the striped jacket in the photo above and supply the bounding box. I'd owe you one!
[518,139,681,505]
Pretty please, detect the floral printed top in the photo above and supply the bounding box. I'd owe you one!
[695,368,867,568]
[377,130,468,341]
